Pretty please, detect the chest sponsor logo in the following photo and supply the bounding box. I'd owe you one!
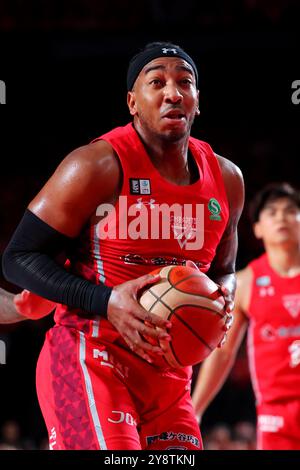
[129,178,151,195]
[208,198,222,221]
[283,294,300,318]
[122,253,203,268]
[260,324,277,341]
[260,323,300,341]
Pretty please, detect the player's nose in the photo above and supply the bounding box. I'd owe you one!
[163,83,183,103]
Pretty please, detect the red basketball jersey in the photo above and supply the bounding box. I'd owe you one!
[54,123,229,345]
[247,254,300,405]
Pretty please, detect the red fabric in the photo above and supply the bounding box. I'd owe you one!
[40,123,228,449]
[54,123,229,343]
[257,400,300,450]
[37,325,202,450]
[247,253,300,405]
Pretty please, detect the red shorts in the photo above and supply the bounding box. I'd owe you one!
[257,400,300,450]
[36,325,202,450]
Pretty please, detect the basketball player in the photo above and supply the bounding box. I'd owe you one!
[2,41,244,450]
[192,183,300,450]
[0,287,55,323]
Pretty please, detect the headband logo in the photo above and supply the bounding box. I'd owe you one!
[162,48,178,55]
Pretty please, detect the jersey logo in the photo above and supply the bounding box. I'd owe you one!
[171,214,201,249]
[162,48,178,54]
[129,178,151,195]
[136,198,156,209]
[256,276,271,286]
[259,286,275,297]
[260,324,277,341]
[208,198,222,221]
[282,294,300,318]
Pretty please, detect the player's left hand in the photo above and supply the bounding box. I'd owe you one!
[186,263,234,348]
[217,285,234,347]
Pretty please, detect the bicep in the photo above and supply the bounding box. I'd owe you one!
[28,159,92,237]
[212,161,245,272]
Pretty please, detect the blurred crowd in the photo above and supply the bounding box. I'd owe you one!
[0,420,48,450]
[0,418,257,450]
[0,0,299,32]
[203,421,256,450]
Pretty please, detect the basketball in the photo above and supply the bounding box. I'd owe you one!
[139,265,226,368]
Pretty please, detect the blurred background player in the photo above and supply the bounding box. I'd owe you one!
[2,41,243,450]
[192,182,300,450]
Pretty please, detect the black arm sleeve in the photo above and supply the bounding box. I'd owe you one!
[2,209,112,317]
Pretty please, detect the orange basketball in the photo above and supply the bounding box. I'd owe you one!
[139,265,226,368]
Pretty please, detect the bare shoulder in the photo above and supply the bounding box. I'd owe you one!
[214,153,244,227]
[28,139,122,236]
[215,153,242,176]
[215,153,244,206]
[55,140,121,194]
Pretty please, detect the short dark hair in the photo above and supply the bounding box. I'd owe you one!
[249,182,300,223]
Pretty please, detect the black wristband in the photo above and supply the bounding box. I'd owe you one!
[2,209,112,317]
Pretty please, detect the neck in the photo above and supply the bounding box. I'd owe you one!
[266,243,300,277]
[134,121,192,184]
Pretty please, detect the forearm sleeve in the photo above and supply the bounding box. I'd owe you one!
[2,209,112,317]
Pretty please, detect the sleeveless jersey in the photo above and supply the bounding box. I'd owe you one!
[54,123,229,344]
[247,253,300,405]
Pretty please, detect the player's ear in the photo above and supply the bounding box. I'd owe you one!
[195,90,200,116]
[253,222,263,240]
[127,91,137,116]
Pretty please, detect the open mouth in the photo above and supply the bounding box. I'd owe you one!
[163,111,186,120]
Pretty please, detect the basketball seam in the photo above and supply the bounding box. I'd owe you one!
[169,340,184,367]
[149,287,224,318]
[167,269,222,303]
[175,303,224,318]
[148,288,173,313]
[150,271,199,309]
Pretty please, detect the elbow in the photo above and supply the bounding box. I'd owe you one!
[2,245,23,286]
[2,246,15,283]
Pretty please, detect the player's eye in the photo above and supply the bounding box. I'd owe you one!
[149,79,163,87]
[180,78,192,85]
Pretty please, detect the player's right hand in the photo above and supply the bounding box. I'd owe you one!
[14,290,56,319]
[107,273,172,363]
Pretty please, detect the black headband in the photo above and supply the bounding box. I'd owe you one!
[127,45,199,91]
